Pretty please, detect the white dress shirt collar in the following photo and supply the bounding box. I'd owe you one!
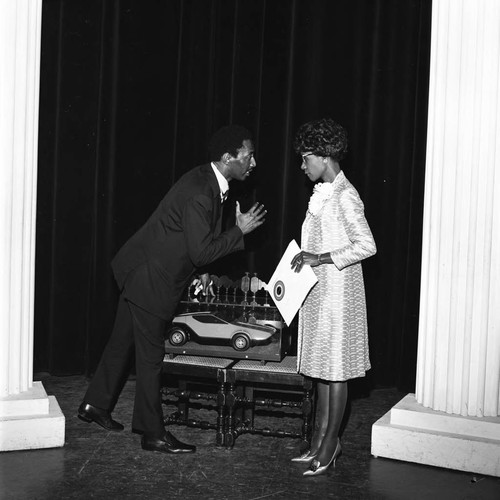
[211,162,229,201]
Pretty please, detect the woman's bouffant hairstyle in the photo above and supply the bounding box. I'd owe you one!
[209,125,253,161]
[293,118,348,161]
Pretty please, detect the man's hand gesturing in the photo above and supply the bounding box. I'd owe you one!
[236,201,267,235]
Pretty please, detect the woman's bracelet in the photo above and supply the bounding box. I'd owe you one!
[317,253,329,265]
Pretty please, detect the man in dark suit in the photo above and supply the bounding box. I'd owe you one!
[78,125,266,454]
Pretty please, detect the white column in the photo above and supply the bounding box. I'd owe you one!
[372,0,500,477]
[0,0,64,451]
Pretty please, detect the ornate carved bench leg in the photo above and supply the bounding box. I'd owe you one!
[216,375,226,447]
[177,379,189,423]
[245,385,255,427]
[234,384,245,425]
[224,381,237,448]
[301,377,314,447]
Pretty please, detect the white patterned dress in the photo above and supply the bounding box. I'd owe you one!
[297,171,376,381]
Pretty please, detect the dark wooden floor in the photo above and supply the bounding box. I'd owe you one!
[1,374,499,500]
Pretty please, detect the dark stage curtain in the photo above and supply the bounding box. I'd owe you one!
[35,0,432,391]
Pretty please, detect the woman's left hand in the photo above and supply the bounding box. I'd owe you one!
[291,251,319,273]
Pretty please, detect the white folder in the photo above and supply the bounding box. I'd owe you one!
[266,239,318,326]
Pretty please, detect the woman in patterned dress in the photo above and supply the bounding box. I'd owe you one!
[290,118,376,476]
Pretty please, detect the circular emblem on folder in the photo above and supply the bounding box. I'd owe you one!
[273,280,285,301]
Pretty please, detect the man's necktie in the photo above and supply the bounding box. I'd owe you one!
[221,191,228,203]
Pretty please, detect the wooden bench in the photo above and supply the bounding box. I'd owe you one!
[162,354,313,448]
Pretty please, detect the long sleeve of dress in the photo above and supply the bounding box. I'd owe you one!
[329,188,376,271]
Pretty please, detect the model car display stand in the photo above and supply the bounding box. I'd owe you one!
[162,274,311,447]
[161,354,313,449]
[164,273,292,363]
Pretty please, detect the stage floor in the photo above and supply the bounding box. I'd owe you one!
[1,374,499,500]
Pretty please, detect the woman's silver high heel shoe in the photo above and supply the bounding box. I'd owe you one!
[303,439,342,477]
[291,449,317,463]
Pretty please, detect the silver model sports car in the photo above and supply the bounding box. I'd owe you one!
[166,312,277,351]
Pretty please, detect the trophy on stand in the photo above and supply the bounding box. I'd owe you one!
[220,275,232,304]
[240,272,250,306]
[250,273,260,307]
[263,288,270,307]
[232,278,239,304]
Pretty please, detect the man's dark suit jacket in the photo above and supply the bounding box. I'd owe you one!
[111,163,244,320]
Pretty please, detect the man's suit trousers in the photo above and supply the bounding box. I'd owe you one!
[83,293,166,437]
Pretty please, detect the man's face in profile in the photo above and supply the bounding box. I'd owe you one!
[227,140,256,181]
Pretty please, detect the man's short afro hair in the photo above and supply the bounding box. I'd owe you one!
[209,125,253,161]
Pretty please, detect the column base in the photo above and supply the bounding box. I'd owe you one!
[0,382,65,452]
[371,394,500,477]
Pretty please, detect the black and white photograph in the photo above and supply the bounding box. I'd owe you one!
[1,1,499,498]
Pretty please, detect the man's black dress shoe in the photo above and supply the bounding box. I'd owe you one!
[77,403,124,432]
[141,431,196,454]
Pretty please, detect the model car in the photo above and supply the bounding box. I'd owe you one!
[166,312,277,351]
